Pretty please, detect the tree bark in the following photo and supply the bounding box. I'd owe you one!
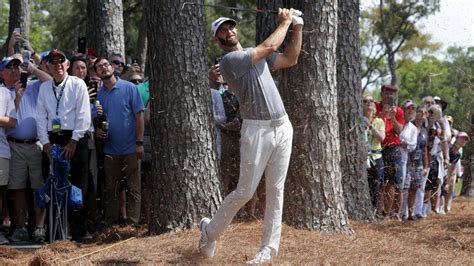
[279,0,351,233]
[145,0,223,234]
[136,0,148,72]
[256,0,281,44]
[87,0,125,59]
[1,0,30,56]
[461,114,474,197]
[336,0,373,220]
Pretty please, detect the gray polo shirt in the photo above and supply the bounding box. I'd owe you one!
[219,48,286,120]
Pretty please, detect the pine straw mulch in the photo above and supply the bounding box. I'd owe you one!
[1,197,472,265]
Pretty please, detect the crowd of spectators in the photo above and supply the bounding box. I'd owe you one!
[363,85,470,221]
[0,30,150,244]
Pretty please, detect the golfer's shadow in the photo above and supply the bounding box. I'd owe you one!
[168,247,212,264]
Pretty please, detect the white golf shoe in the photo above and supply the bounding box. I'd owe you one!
[247,246,273,264]
[198,217,217,258]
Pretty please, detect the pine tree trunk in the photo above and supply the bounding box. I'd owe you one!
[87,0,125,59]
[1,0,30,56]
[279,0,351,233]
[145,0,223,234]
[136,0,148,72]
[461,114,474,197]
[336,0,373,220]
[256,0,282,44]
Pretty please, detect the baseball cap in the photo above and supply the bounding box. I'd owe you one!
[444,115,453,124]
[456,132,470,142]
[381,84,398,92]
[433,96,441,102]
[403,100,416,109]
[47,49,67,63]
[0,57,22,71]
[211,17,237,37]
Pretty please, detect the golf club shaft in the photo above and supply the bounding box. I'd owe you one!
[181,2,278,14]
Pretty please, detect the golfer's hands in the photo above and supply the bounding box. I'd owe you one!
[292,9,304,26]
[278,8,293,25]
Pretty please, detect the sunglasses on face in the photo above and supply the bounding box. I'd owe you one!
[111,60,124,66]
[49,58,66,64]
[424,101,434,105]
[363,99,374,103]
[130,79,143,84]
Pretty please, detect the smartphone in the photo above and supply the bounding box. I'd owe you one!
[22,50,31,68]
[77,37,87,54]
[20,72,28,88]
[89,80,98,93]
[214,56,221,65]
[13,27,21,34]
[88,80,98,102]
[131,58,139,65]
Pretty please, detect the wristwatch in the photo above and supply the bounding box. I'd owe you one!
[136,141,144,145]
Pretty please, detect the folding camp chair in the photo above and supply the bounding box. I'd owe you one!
[36,145,71,242]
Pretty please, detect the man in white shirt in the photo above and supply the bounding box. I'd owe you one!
[36,49,91,241]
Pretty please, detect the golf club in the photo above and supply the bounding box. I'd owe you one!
[180,2,303,17]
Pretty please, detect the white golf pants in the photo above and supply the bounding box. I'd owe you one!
[207,115,293,255]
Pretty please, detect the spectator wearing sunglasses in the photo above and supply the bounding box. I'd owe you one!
[110,53,125,77]
[362,95,385,216]
[121,64,144,85]
[1,55,51,243]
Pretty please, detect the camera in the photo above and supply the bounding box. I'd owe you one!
[22,50,31,68]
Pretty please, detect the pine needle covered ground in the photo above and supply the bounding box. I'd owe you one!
[1,197,472,265]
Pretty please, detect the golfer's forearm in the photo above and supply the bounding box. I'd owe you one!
[258,21,292,54]
[282,25,302,64]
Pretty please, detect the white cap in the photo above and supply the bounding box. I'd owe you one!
[433,96,441,101]
[211,17,237,37]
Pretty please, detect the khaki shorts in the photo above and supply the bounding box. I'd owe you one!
[8,141,43,190]
[0,158,9,186]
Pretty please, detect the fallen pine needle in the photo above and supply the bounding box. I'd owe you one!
[63,237,136,263]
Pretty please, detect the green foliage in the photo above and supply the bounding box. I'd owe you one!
[397,47,474,132]
[361,0,441,89]
[0,1,9,46]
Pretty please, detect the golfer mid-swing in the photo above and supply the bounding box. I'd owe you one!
[199,8,303,264]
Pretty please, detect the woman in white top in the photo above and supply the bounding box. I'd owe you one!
[399,100,418,220]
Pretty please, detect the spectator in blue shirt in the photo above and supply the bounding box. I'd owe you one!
[94,57,144,226]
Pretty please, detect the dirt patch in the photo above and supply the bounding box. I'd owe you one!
[0,197,472,264]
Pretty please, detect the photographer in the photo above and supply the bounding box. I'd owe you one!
[375,84,404,220]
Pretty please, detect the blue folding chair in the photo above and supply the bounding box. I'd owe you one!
[36,145,79,242]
